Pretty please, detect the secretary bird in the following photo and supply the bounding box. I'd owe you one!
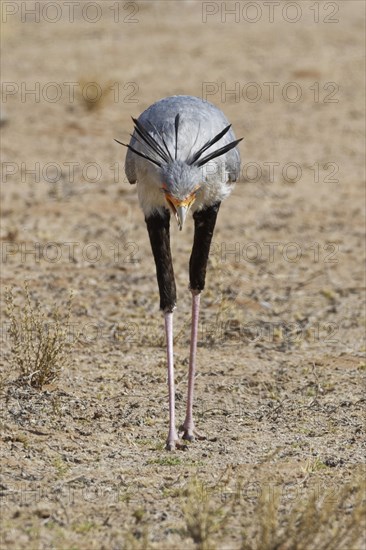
[116,95,242,450]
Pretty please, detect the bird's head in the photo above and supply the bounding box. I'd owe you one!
[160,161,202,230]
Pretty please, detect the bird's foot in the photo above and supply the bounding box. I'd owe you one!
[179,424,206,442]
[165,429,188,451]
[165,439,188,451]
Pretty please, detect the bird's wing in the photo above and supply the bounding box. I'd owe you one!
[125,145,137,184]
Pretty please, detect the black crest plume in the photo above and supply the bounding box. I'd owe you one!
[174,113,180,160]
[187,124,232,165]
[114,116,174,168]
[194,136,243,168]
[187,123,243,167]
[115,114,242,169]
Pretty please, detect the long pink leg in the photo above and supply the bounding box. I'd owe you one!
[180,292,205,441]
[164,311,178,450]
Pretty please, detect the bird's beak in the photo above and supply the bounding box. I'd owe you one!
[175,205,189,231]
[165,192,197,231]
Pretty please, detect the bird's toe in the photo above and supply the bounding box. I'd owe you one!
[179,425,206,442]
[182,431,195,442]
[166,440,176,451]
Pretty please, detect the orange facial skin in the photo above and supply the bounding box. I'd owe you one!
[162,184,200,210]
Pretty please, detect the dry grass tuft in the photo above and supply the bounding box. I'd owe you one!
[5,282,74,389]
[240,472,366,550]
[182,478,229,550]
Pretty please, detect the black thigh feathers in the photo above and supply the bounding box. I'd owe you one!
[145,209,176,313]
[146,203,221,311]
[189,203,221,292]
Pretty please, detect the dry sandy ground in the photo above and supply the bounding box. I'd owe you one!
[1,1,365,549]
